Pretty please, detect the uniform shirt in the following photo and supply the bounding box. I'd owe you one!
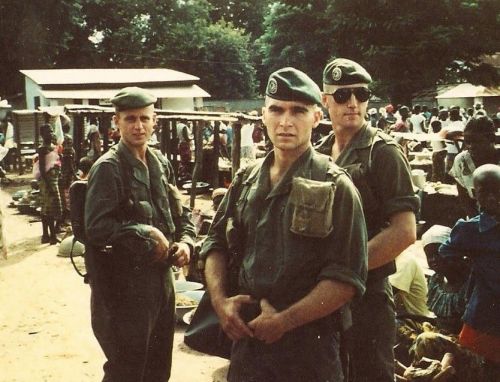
[439,213,500,336]
[202,148,367,312]
[315,124,420,283]
[85,141,196,273]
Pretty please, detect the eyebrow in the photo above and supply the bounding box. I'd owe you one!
[268,105,284,112]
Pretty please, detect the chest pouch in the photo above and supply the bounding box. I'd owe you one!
[289,177,335,238]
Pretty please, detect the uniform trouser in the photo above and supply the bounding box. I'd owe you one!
[90,266,175,382]
[228,320,343,382]
[347,277,396,382]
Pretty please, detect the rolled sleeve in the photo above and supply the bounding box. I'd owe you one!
[372,143,420,218]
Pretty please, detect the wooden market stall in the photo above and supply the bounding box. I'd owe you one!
[11,105,262,208]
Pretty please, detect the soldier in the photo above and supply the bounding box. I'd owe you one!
[316,58,420,382]
[85,87,196,382]
[202,67,368,381]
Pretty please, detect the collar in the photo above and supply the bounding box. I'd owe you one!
[478,212,499,233]
[261,147,315,199]
[346,123,377,149]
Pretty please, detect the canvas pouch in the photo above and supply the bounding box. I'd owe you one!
[289,176,335,238]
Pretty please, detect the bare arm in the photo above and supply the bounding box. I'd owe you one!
[248,279,355,344]
[368,210,416,270]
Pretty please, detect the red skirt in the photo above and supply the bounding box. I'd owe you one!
[459,324,500,363]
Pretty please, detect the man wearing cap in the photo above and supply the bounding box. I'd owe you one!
[202,67,367,381]
[316,58,419,382]
[85,87,196,381]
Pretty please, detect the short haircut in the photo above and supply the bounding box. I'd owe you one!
[464,116,495,137]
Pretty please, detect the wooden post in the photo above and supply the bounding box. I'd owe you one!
[100,113,111,154]
[231,121,242,178]
[12,112,22,174]
[170,119,179,177]
[212,121,220,188]
[73,114,85,163]
[190,120,204,209]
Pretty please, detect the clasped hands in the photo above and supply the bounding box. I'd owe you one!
[150,227,190,267]
[217,296,289,344]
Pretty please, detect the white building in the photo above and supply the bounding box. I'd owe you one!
[20,68,210,111]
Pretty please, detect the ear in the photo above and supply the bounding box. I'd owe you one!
[321,93,329,109]
[261,106,267,125]
[312,107,323,129]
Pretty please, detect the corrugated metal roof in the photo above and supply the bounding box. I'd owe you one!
[436,83,500,99]
[20,68,199,85]
[40,85,210,99]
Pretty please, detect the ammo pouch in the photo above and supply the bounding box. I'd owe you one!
[289,177,335,238]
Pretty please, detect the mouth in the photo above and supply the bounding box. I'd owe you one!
[277,133,295,138]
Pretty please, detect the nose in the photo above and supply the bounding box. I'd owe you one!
[133,118,143,129]
[279,110,293,127]
[346,92,358,107]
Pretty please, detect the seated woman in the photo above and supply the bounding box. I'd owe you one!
[449,116,499,218]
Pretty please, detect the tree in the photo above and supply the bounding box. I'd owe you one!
[0,0,92,99]
[208,0,269,39]
[258,0,500,104]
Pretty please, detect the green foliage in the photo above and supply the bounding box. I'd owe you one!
[0,0,93,97]
[208,0,269,38]
[259,0,500,104]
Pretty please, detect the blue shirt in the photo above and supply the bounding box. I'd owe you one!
[439,213,500,336]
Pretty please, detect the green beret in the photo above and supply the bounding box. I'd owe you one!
[323,58,372,86]
[266,67,322,106]
[110,86,157,111]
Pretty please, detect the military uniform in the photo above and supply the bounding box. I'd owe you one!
[319,58,420,382]
[316,124,419,382]
[85,88,196,382]
[203,147,367,381]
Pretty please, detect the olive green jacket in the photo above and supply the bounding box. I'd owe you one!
[85,141,195,274]
[202,148,367,317]
[315,124,420,282]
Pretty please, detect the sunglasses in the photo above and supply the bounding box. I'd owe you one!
[325,87,371,104]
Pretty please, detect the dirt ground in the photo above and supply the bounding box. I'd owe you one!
[0,175,229,382]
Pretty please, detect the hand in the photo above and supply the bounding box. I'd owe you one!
[150,227,170,262]
[248,299,288,344]
[170,242,190,267]
[215,294,255,341]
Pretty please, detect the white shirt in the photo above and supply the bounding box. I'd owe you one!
[389,249,434,318]
[240,123,254,148]
[409,113,426,134]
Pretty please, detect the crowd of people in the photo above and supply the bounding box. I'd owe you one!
[0,57,498,382]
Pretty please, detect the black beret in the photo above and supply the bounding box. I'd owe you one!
[266,67,322,106]
[110,87,157,111]
[323,58,372,86]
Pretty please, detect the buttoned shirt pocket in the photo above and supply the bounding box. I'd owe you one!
[289,177,335,238]
[136,201,153,224]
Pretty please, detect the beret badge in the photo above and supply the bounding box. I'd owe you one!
[268,78,278,94]
[332,67,342,81]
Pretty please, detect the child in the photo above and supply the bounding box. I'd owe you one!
[439,164,500,381]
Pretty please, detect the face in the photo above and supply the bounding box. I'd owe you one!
[463,131,494,164]
[473,176,500,217]
[262,97,322,156]
[322,83,369,132]
[114,105,156,148]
